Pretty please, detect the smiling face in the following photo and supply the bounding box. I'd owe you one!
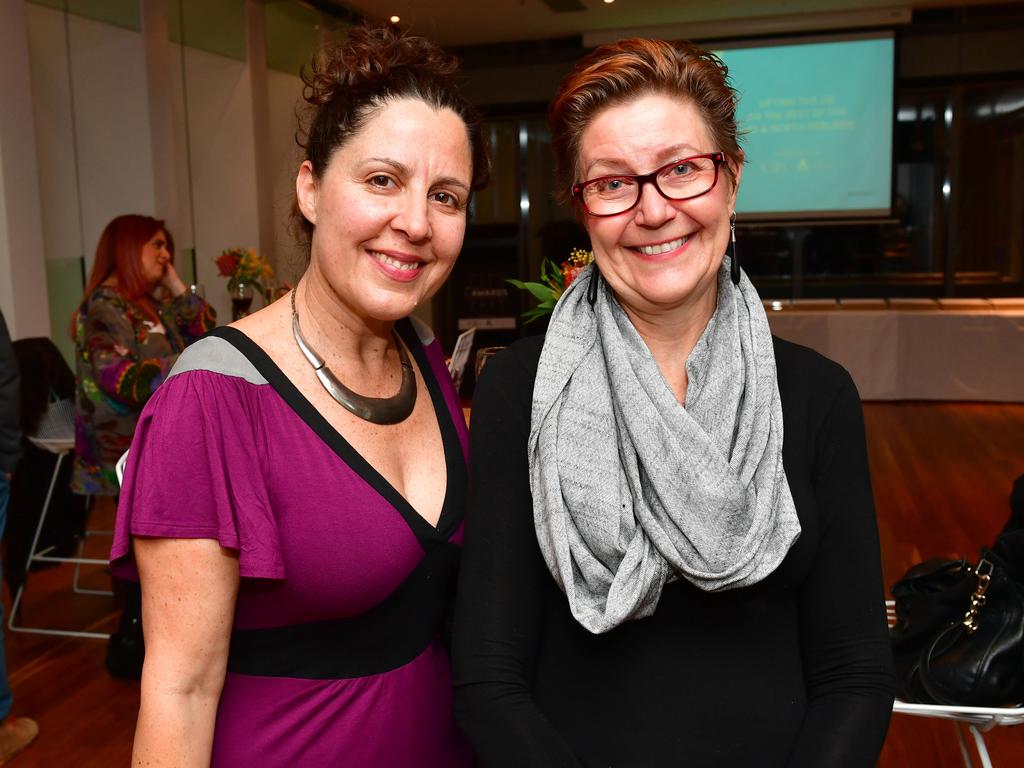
[578,92,741,324]
[295,97,473,325]
[138,229,171,288]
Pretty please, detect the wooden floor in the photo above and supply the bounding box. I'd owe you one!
[868,402,1024,767]
[3,402,1023,766]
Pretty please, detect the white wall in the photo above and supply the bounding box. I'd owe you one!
[266,67,305,285]
[0,0,49,340]
[6,2,428,342]
[27,4,157,274]
[25,4,81,268]
[70,14,157,268]
[142,0,185,245]
[169,43,261,321]
[23,3,269,328]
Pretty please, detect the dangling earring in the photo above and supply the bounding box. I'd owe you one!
[728,211,740,285]
[587,263,601,306]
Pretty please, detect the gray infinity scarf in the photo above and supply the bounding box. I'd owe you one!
[528,261,800,634]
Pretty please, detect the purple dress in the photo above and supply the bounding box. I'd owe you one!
[111,320,474,767]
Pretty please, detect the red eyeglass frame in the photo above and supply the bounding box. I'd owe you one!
[570,151,727,217]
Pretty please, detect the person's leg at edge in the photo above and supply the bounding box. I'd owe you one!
[0,474,39,764]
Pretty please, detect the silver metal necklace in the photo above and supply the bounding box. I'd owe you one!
[290,290,416,425]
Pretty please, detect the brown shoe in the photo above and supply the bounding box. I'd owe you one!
[0,717,39,765]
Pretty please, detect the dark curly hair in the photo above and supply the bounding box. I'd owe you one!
[549,38,743,204]
[292,24,490,251]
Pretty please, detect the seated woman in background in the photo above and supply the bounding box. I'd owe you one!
[111,24,489,767]
[73,213,215,679]
[453,38,896,767]
[71,213,215,497]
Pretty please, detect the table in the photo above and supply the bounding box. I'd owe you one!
[764,299,1024,401]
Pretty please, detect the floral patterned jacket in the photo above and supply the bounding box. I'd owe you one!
[72,285,215,495]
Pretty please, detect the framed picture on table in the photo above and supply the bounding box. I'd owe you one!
[448,327,476,393]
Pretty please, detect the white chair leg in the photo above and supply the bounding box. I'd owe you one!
[22,451,65,571]
[7,582,27,635]
[8,452,63,633]
[72,531,114,596]
[954,721,976,768]
[969,724,993,768]
[7,451,110,639]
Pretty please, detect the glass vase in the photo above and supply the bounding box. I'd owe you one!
[230,280,254,320]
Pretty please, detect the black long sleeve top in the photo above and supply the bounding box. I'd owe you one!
[0,310,22,476]
[452,334,896,768]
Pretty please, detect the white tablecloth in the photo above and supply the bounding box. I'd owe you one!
[765,301,1024,401]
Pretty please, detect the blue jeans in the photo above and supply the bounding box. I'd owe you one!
[0,474,12,719]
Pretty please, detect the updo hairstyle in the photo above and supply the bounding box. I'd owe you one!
[292,23,491,247]
[549,38,743,203]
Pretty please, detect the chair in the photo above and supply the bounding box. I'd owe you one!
[114,449,129,487]
[7,357,111,640]
[887,600,1024,768]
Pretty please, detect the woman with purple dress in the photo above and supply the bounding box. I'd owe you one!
[111,24,489,766]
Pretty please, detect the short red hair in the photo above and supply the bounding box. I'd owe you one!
[549,38,744,202]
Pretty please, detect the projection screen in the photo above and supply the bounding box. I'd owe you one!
[714,33,895,221]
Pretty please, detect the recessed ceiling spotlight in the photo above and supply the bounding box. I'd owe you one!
[390,15,401,23]
[603,0,614,4]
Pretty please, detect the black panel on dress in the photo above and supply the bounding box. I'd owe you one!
[227,542,460,679]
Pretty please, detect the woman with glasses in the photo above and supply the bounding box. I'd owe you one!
[453,38,895,766]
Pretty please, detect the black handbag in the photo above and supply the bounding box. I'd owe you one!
[890,548,1024,706]
[106,581,145,680]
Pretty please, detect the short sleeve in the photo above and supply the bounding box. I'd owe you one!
[109,369,284,581]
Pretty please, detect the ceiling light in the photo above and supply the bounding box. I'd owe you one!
[604,0,615,4]
[390,15,400,23]
[584,8,910,45]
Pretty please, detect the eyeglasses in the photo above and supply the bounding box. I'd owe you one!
[571,152,726,217]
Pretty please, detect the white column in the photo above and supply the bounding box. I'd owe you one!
[141,0,184,244]
[246,0,276,267]
[0,0,51,339]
